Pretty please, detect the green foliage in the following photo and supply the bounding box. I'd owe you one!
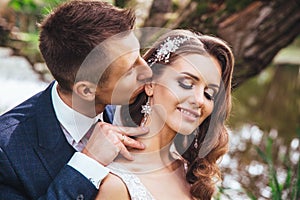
[115,0,126,8]
[215,186,234,200]
[225,0,253,14]
[256,138,282,199]
[216,126,299,199]
[9,0,65,16]
[253,130,300,200]
[6,0,67,63]
[196,2,209,14]
[172,1,180,11]
[9,0,38,14]
[292,128,300,199]
[41,0,66,16]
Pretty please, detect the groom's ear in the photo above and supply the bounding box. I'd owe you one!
[73,81,97,101]
[145,82,154,96]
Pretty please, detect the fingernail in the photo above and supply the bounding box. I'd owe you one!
[128,154,134,160]
[141,127,149,132]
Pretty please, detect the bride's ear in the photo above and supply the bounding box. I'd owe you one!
[145,83,154,96]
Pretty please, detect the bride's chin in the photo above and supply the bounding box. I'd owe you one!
[176,127,198,136]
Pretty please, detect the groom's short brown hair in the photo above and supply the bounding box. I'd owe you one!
[39,0,136,91]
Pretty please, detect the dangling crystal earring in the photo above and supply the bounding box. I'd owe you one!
[194,131,199,149]
[140,97,152,127]
[183,135,188,148]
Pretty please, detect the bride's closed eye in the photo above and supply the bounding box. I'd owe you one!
[178,77,216,101]
[178,78,193,89]
[204,89,215,101]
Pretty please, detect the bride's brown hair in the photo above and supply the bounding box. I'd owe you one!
[121,29,234,200]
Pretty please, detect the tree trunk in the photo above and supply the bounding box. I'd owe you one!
[0,17,11,45]
[143,0,173,27]
[143,0,300,88]
[217,0,300,87]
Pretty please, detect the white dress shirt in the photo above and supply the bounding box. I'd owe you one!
[51,81,109,189]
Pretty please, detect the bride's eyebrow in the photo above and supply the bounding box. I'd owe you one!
[208,83,220,92]
[180,72,199,81]
[181,72,220,89]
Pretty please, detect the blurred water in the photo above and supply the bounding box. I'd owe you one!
[0,47,49,114]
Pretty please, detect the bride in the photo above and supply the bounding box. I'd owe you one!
[96,29,234,200]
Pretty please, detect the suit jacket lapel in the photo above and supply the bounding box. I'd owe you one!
[32,82,75,179]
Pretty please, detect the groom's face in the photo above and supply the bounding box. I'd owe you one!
[95,32,152,105]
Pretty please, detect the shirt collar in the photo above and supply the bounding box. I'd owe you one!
[51,82,102,143]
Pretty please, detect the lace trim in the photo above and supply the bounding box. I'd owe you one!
[108,162,156,200]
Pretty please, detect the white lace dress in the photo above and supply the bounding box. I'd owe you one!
[107,162,156,200]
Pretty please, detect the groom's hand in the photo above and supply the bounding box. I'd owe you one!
[82,121,148,166]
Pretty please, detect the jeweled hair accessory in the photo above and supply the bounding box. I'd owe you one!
[147,36,189,67]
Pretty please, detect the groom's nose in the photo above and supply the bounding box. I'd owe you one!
[136,56,152,82]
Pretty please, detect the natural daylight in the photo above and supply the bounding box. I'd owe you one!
[0,0,299,200]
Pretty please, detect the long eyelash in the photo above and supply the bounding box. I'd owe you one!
[178,81,193,89]
[205,92,215,101]
[178,78,215,101]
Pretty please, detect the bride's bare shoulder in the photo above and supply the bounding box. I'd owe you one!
[95,173,130,200]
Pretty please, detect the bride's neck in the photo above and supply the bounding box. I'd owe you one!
[114,118,179,172]
[114,143,180,173]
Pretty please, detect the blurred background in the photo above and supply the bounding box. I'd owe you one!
[0,0,299,199]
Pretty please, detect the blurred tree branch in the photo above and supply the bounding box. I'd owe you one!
[142,0,300,88]
[1,0,299,88]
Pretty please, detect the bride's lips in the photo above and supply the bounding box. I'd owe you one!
[177,107,201,121]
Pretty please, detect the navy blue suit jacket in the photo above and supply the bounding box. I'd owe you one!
[0,83,99,199]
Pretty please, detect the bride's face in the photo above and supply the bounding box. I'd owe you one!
[150,53,222,135]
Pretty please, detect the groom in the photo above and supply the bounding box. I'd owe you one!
[0,0,152,199]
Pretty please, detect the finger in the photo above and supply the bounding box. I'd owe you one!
[119,134,126,143]
[84,129,121,166]
[117,126,149,137]
[119,135,145,150]
[118,143,134,161]
[97,122,149,137]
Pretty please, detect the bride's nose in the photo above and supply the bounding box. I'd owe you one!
[189,87,205,108]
